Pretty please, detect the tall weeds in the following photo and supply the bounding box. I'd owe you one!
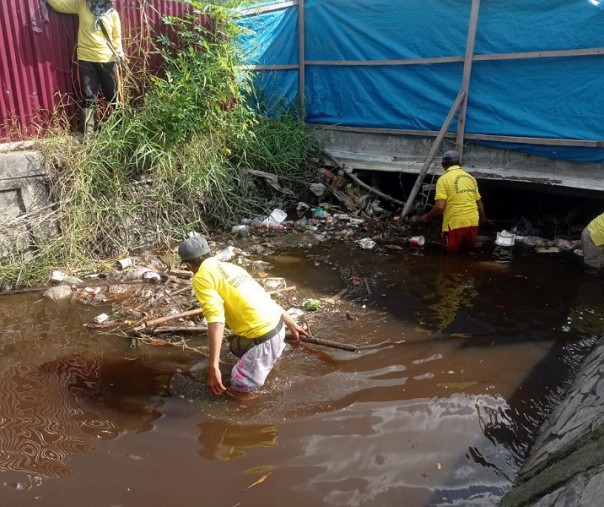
[0,1,317,288]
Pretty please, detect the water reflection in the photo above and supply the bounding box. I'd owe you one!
[0,355,163,480]
[567,275,604,337]
[198,420,279,461]
[291,395,512,506]
[423,256,478,332]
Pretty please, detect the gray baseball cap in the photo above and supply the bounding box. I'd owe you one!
[442,150,460,165]
[178,236,210,262]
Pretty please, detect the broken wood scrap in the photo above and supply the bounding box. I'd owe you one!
[268,285,297,295]
[328,185,359,212]
[321,149,405,207]
[244,472,272,491]
[134,335,208,355]
[246,168,297,196]
[167,268,193,280]
[133,308,204,331]
[142,325,208,335]
[342,167,405,207]
[323,288,348,304]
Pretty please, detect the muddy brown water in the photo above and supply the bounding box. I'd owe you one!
[0,240,601,507]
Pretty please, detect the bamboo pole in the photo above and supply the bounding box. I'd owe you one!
[398,89,466,220]
[456,0,481,158]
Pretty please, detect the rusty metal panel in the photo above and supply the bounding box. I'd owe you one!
[0,0,194,141]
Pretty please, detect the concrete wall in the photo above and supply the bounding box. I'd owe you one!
[500,337,604,506]
[0,143,53,260]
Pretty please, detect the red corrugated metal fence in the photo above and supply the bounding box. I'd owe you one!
[0,0,193,141]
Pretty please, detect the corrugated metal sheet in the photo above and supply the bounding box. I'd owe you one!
[0,0,195,141]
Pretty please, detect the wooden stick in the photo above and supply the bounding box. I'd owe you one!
[399,89,466,220]
[134,308,204,330]
[342,166,405,206]
[456,0,481,157]
[288,335,359,352]
[268,285,297,295]
[146,325,208,334]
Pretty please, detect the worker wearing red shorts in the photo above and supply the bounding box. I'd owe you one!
[420,150,486,252]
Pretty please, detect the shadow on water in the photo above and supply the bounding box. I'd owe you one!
[0,240,601,506]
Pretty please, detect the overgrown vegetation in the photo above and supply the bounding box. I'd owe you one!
[0,0,318,288]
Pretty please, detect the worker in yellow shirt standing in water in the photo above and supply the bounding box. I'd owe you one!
[581,212,604,270]
[178,236,308,397]
[421,150,486,253]
[47,0,124,135]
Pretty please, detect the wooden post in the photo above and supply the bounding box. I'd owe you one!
[455,0,481,159]
[399,90,466,220]
[298,0,306,119]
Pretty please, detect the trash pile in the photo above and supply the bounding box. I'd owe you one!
[41,241,372,356]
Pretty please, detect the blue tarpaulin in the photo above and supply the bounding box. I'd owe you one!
[237,0,604,164]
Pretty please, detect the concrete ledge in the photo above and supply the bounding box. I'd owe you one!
[317,129,604,194]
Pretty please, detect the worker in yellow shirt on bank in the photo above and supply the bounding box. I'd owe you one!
[421,150,486,253]
[581,212,604,270]
[47,0,124,135]
[178,236,308,397]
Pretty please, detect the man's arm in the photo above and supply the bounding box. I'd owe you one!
[47,0,80,14]
[207,322,227,395]
[420,199,446,223]
[477,199,486,225]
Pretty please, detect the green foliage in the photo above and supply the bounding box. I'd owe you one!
[1,0,317,288]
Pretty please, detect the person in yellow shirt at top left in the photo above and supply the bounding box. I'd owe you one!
[47,0,124,135]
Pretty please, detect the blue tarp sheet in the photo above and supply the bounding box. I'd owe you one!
[237,0,604,164]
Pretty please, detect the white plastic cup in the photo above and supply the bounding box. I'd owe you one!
[409,235,425,247]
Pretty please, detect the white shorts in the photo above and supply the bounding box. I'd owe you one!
[229,324,286,392]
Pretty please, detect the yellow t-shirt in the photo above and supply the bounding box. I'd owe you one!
[588,212,604,247]
[192,257,281,339]
[48,0,123,63]
[435,166,481,232]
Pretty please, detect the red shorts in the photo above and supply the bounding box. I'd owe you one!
[441,226,478,253]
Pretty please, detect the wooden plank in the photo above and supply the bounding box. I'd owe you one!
[313,124,603,148]
[473,47,604,62]
[241,64,299,71]
[237,1,298,18]
[298,0,306,118]
[399,90,466,220]
[304,47,604,67]
[306,56,464,67]
[456,0,481,158]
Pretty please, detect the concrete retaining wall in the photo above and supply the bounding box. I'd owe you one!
[0,143,54,260]
[500,337,604,506]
